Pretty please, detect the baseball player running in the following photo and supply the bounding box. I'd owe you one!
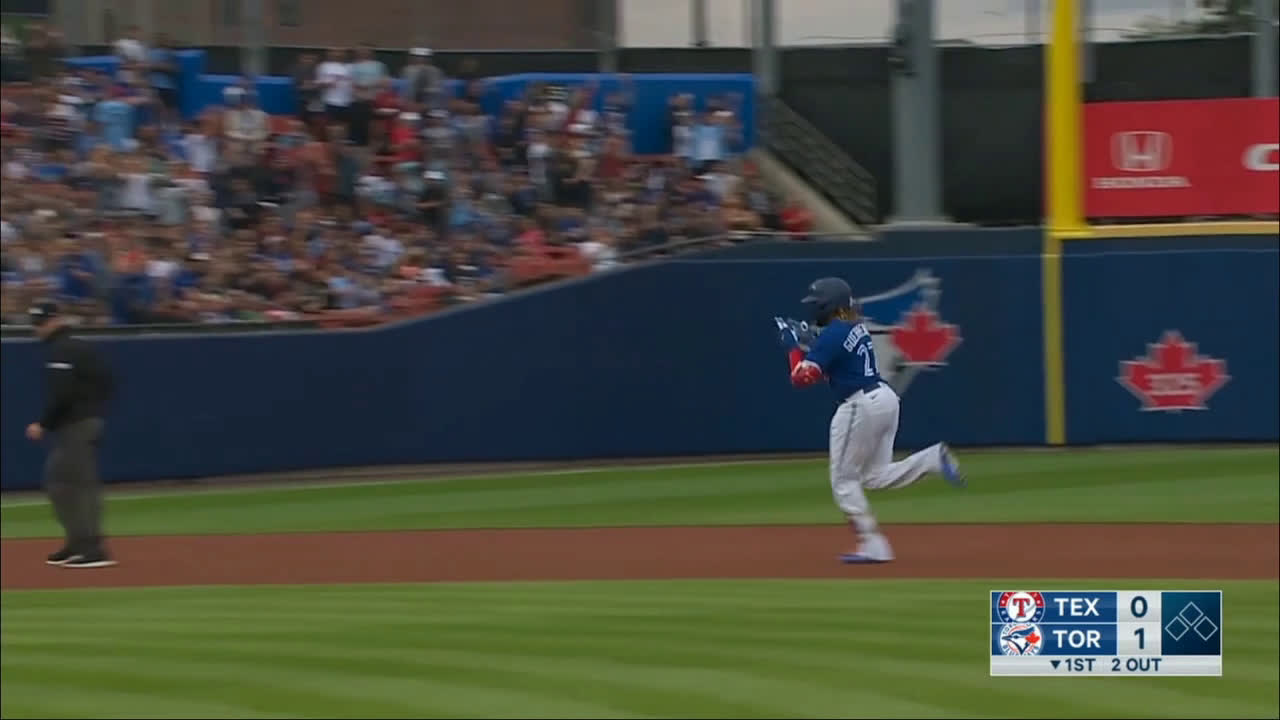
[777,277,966,564]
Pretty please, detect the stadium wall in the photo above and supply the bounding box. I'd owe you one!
[3,228,1275,490]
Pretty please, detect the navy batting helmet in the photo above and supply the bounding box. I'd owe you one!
[801,277,853,324]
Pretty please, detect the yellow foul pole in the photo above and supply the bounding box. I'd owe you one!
[1042,0,1084,446]
[1045,0,1085,235]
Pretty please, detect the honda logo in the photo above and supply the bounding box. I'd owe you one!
[1243,143,1280,171]
[1112,131,1172,172]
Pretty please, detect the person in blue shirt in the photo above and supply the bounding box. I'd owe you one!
[109,272,155,324]
[58,247,99,301]
[148,34,179,121]
[92,88,135,152]
[778,276,966,564]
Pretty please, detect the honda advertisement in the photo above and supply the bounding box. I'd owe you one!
[1084,98,1279,218]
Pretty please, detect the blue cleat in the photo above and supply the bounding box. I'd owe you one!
[839,552,893,565]
[939,443,967,489]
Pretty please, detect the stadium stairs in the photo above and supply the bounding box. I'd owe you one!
[754,94,878,238]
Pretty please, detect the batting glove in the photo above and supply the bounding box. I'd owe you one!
[774,316,800,350]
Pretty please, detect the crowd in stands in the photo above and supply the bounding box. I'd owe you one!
[1,25,813,327]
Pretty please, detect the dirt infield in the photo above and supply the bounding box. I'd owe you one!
[2,524,1276,590]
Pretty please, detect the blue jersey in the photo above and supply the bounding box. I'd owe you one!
[805,319,882,399]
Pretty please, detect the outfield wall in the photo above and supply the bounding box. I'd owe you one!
[1,229,1275,489]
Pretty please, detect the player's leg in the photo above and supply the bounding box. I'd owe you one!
[861,390,963,490]
[829,398,895,562]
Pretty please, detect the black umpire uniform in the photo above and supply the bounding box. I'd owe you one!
[26,301,116,568]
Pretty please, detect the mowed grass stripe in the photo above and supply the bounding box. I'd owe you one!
[3,581,1277,719]
[2,447,1277,538]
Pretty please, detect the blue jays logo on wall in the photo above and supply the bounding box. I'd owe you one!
[858,270,962,394]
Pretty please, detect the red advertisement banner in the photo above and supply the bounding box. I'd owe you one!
[1084,98,1279,218]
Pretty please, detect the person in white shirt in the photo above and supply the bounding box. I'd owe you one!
[146,250,179,282]
[526,128,551,196]
[544,87,570,129]
[222,89,269,153]
[183,122,217,174]
[119,154,156,215]
[112,25,147,85]
[702,160,739,201]
[191,199,220,227]
[316,47,353,132]
[577,227,620,272]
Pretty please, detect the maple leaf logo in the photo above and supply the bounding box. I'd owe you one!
[1117,331,1230,412]
[890,305,962,366]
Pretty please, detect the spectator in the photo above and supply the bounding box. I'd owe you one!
[118,153,158,215]
[417,170,448,229]
[635,204,669,249]
[113,25,148,86]
[371,76,401,141]
[667,93,692,153]
[401,47,444,112]
[742,170,782,230]
[702,160,738,202]
[183,116,218,174]
[291,53,322,133]
[2,66,781,329]
[24,24,67,82]
[722,192,763,233]
[422,109,453,163]
[93,87,140,152]
[316,47,352,137]
[577,226,619,271]
[526,127,552,195]
[563,86,598,136]
[222,89,269,153]
[601,76,633,137]
[349,43,386,147]
[148,33,180,122]
[692,110,727,175]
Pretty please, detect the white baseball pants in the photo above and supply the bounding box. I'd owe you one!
[828,383,943,559]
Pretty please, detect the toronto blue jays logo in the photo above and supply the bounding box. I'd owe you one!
[999,623,1045,656]
[856,269,962,394]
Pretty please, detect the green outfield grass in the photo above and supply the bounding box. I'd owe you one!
[2,580,1276,719]
[1,447,1277,538]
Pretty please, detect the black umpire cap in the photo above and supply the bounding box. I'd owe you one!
[28,300,60,328]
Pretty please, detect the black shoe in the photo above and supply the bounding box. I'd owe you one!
[46,546,82,566]
[63,550,117,569]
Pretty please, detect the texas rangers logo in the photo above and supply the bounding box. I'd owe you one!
[1117,331,1230,412]
[999,623,1045,656]
[857,269,961,394]
[997,591,1046,623]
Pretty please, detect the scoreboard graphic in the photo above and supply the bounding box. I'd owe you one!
[990,590,1222,676]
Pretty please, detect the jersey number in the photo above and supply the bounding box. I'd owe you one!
[856,343,875,377]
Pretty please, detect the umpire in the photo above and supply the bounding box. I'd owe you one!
[24,300,117,569]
